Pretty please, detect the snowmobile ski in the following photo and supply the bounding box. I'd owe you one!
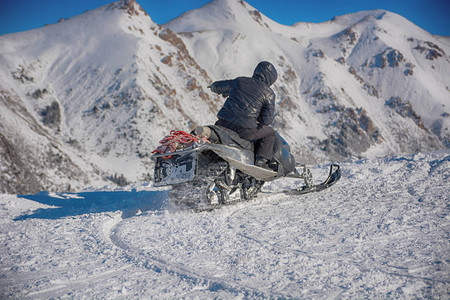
[284,164,341,195]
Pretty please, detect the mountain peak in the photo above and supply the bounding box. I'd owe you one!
[330,9,387,25]
[165,0,277,33]
[109,0,149,17]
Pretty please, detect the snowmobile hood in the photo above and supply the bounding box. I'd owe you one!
[252,61,277,86]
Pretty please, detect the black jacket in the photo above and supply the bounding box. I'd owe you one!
[210,61,277,129]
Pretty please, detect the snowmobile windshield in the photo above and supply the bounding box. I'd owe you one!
[252,61,277,86]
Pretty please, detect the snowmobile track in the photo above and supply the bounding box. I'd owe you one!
[102,210,287,298]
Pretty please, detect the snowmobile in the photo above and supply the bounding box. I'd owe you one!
[151,125,341,210]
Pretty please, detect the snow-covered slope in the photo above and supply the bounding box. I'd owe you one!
[0,0,449,193]
[1,151,448,298]
[0,87,105,193]
[0,0,222,193]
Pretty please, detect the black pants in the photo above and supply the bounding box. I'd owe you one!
[216,119,276,160]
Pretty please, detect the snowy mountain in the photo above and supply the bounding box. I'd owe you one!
[1,151,448,298]
[0,0,222,193]
[0,0,449,193]
[166,0,449,160]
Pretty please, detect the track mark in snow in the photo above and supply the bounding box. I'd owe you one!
[106,209,278,298]
[26,265,133,298]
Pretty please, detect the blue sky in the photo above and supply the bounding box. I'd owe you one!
[1,0,449,36]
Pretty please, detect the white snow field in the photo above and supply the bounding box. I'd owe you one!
[1,151,448,298]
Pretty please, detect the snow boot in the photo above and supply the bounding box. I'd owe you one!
[255,157,274,171]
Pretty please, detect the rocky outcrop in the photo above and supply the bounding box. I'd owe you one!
[321,108,382,159]
[0,88,96,194]
[385,96,426,129]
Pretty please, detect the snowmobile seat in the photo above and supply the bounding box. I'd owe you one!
[208,125,254,152]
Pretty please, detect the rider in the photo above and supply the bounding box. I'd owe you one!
[208,61,277,170]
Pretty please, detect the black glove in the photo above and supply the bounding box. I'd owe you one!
[208,83,228,98]
[207,82,219,93]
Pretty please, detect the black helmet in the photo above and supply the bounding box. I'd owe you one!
[252,61,277,86]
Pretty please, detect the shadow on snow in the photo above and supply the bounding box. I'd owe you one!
[15,189,169,220]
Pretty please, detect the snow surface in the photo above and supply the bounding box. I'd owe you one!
[1,151,449,298]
